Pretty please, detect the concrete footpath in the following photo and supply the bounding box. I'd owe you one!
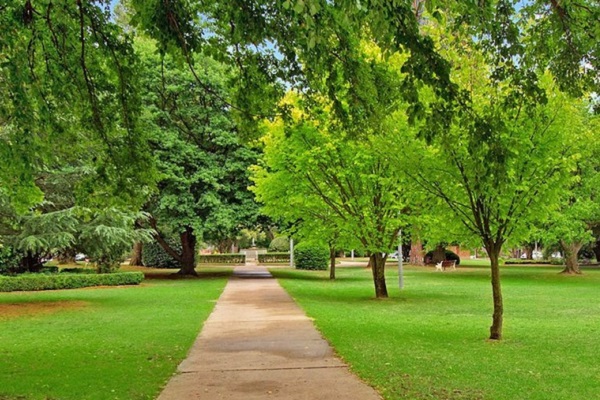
[157,265,382,400]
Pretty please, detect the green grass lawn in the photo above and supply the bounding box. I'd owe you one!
[272,264,600,400]
[0,268,230,400]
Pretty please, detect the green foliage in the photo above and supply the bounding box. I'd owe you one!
[78,208,154,273]
[0,244,21,275]
[142,239,181,269]
[137,39,260,258]
[294,242,328,270]
[504,259,552,265]
[268,237,290,252]
[258,253,290,263]
[198,254,245,264]
[0,272,143,292]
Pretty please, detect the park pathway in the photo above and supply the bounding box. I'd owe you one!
[157,263,381,400]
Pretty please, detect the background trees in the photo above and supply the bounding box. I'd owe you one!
[137,40,259,275]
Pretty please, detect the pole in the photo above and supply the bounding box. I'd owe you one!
[398,229,404,290]
[290,237,294,268]
[351,249,354,260]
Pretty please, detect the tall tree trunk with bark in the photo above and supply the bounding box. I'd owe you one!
[592,226,600,262]
[432,245,445,263]
[485,242,504,340]
[410,239,424,266]
[129,242,143,266]
[329,245,336,280]
[56,248,77,265]
[369,252,388,298]
[559,240,583,274]
[178,227,198,276]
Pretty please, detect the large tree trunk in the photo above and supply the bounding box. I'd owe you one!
[129,242,143,266]
[432,245,445,264]
[329,245,336,280]
[559,240,583,274]
[56,248,77,265]
[410,239,424,266]
[369,252,388,298]
[20,252,44,273]
[592,227,600,262]
[178,227,198,276]
[486,243,504,340]
[524,245,533,260]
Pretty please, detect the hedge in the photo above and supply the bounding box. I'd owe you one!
[294,243,328,270]
[0,272,144,292]
[268,237,290,252]
[504,259,553,265]
[258,252,290,263]
[142,239,181,269]
[198,254,245,264]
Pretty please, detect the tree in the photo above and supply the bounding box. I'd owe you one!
[137,39,259,275]
[542,114,600,274]
[401,23,582,338]
[0,1,154,211]
[252,91,409,297]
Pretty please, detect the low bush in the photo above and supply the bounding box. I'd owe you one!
[258,252,290,263]
[60,267,94,274]
[198,254,245,264]
[268,237,290,252]
[0,272,144,292]
[142,239,181,269]
[505,259,552,265]
[294,242,328,270]
[39,266,59,274]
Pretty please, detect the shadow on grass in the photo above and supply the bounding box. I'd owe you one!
[270,267,368,283]
[143,269,233,280]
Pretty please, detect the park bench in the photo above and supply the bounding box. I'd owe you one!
[441,260,456,271]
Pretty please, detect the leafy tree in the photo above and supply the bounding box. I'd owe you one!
[542,114,600,273]
[252,91,409,297]
[0,1,154,210]
[137,39,259,275]
[402,25,583,339]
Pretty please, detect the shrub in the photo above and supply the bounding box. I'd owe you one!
[198,254,245,264]
[142,239,181,269]
[424,249,461,265]
[0,245,22,275]
[269,237,290,252]
[294,242,328,270]
[258,253,290,263]
[504,259,552,265]
[0,272,144,292]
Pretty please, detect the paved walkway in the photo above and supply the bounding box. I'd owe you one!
[157,264,381,400]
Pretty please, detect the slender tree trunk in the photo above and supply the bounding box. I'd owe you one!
[410,239,424,266]
[486,243,504,340]
[369,252,388,298]
[559,240,583,274]
[129,242,143,266]
[178,227,198,276]
[329,245,336,280]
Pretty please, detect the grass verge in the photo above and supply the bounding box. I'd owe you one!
[0,268,230,400]
[272,264,600,400]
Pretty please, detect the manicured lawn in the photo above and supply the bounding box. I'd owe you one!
[0,268,230,400]
[272,264,600,400]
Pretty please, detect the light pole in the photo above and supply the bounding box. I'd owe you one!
[398,229,404,290]
[290,237,294,268]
